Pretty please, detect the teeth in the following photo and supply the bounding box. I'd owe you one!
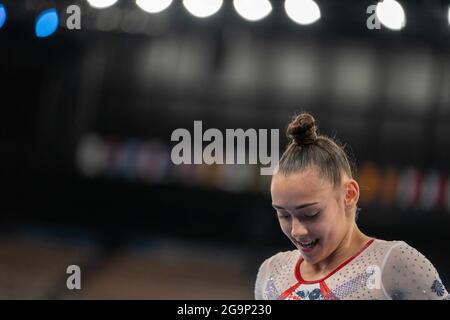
[300,239,317,248]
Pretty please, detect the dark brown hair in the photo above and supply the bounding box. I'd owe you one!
[277,112,355,188]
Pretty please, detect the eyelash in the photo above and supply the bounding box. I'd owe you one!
[276,211,320,220]
[305,212,320,219]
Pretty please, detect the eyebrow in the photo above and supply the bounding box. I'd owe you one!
[272,202,319,210]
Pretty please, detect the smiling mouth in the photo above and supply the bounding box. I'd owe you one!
[298,239,319,249]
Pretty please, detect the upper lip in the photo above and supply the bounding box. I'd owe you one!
[297,239,316,244]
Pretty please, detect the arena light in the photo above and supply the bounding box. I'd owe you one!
[376,0,406,31]
[284,0,321,25]
[136,0,173,14]
[183,0,223,18]
[35,8,59,38]
[87,0,118,9]
[233,0,272,22]
[0,4,6,29]
[448,4,450,27]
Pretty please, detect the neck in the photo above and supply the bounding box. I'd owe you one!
[307,224,371,275]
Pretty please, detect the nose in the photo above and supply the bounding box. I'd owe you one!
[290,217,309,240]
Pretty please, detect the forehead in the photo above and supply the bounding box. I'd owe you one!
[271,167,332,204]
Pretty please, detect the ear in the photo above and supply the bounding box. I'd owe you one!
[344,179,360,209]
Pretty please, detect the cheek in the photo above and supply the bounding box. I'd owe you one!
[278,219,291,236]
[315,212,346,240]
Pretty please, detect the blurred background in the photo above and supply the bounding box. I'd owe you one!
[1,0,450,299]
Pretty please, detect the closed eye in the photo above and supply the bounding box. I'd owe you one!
[303,211,320,219]
[275,211,290,219]
[275,210,320,220]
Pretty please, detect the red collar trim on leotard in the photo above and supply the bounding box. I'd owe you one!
[294,238,375,284]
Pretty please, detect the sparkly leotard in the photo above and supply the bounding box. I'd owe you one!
[255,239,449,300]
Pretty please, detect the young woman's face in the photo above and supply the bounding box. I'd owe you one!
[271,166,352,264]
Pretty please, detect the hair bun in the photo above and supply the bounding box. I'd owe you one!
[287,112,318,146]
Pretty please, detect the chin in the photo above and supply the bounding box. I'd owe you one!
[296,243,327,264]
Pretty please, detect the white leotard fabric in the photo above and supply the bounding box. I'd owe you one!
[255,239,449,300]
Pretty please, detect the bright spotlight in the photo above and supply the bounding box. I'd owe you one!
[376,0,406,31]
[284,0,321,25]
[233,0,272,22]
[183,0,223,18]
[448,5,450,27]
[136,0,173,14]
[35,8,59,38]
[87,0,119,9]
[0,4,6,29]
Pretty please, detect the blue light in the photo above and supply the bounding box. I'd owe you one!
[0,4,6,29]
[35,8,59,38]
